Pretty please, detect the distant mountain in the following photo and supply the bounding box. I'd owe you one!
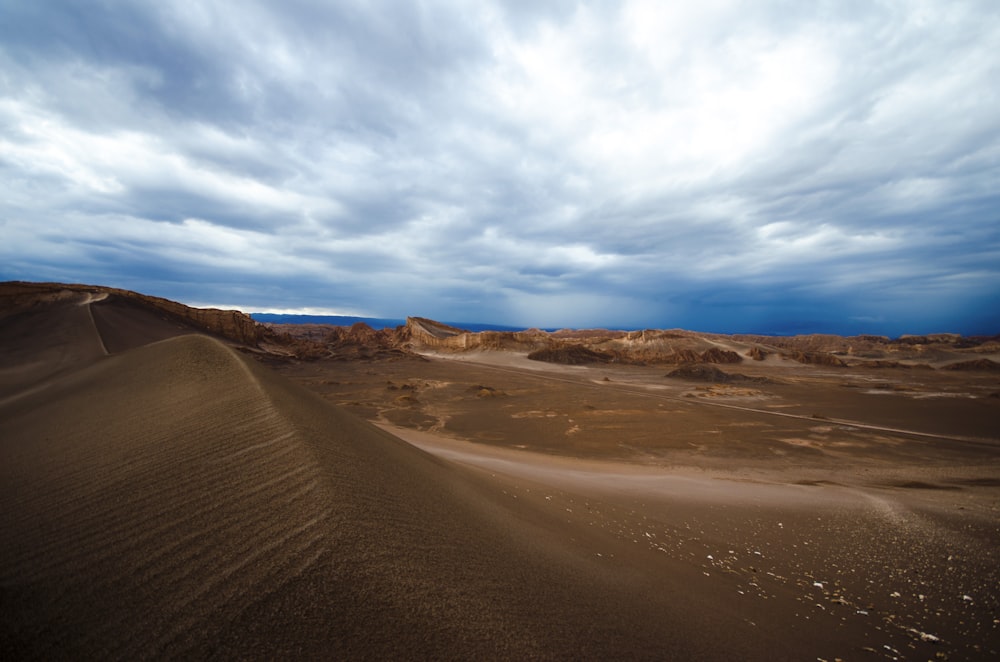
[251,313,535,333]
[251,313,406,329]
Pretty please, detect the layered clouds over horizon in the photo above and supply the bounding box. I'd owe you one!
[2,1,998,335]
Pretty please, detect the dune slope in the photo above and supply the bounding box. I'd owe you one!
[0,295,108,404]
[1,331,789,660]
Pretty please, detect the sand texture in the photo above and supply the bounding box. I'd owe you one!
[2,288,999,660]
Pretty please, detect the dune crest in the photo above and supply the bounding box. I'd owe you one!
[1,333,774,659]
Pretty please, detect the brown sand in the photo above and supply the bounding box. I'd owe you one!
[277,347,1000,660]
[2,298,999,660]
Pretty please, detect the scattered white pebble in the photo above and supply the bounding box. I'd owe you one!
[890,591,901,598]
[962,594,973,602]
[813,582,824,589]
[707,555,714,560]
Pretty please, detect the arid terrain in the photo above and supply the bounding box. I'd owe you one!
[2,282,999,660]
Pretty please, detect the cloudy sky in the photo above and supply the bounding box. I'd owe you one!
[2,1,999,335]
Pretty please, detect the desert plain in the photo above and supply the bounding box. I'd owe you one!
[1,282,998,661]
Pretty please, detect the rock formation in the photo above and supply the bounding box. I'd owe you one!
[1,281,266,346]
[664,364,770,384]
[527,344,613,365]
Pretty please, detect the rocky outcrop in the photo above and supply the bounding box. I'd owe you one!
[658,348,743,365]
[0,281,267,346]
[783,351,846,367]
[527,344,613,365]
[700,347,744,364]
[323,323,415,361]
[665,364,770,384]
[406,317,466,344]
[404,317,550,353]
[141,297,263,346]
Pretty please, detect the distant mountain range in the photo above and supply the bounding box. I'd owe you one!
[250,313,538,333]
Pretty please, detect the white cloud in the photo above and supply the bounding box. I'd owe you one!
[2,0,999,334]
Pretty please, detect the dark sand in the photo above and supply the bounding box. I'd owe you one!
[2,295,999,660]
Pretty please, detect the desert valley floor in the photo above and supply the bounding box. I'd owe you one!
[2,284,998,660]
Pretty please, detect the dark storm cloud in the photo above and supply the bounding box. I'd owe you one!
[2,0,999,333]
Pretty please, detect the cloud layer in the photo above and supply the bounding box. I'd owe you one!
[3,0,999,334]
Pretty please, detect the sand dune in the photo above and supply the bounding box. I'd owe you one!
[1,330,777,659]
[3,293,998,660]
[0,295,107,405]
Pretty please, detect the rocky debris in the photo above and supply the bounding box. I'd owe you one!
[748,346,768,361]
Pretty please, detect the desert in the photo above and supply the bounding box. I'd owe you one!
[2,282,998,660]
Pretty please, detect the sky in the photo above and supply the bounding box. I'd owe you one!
[2,1,999,336]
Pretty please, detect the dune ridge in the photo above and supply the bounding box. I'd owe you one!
[1,336,335,657]
[1,332,781,660]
